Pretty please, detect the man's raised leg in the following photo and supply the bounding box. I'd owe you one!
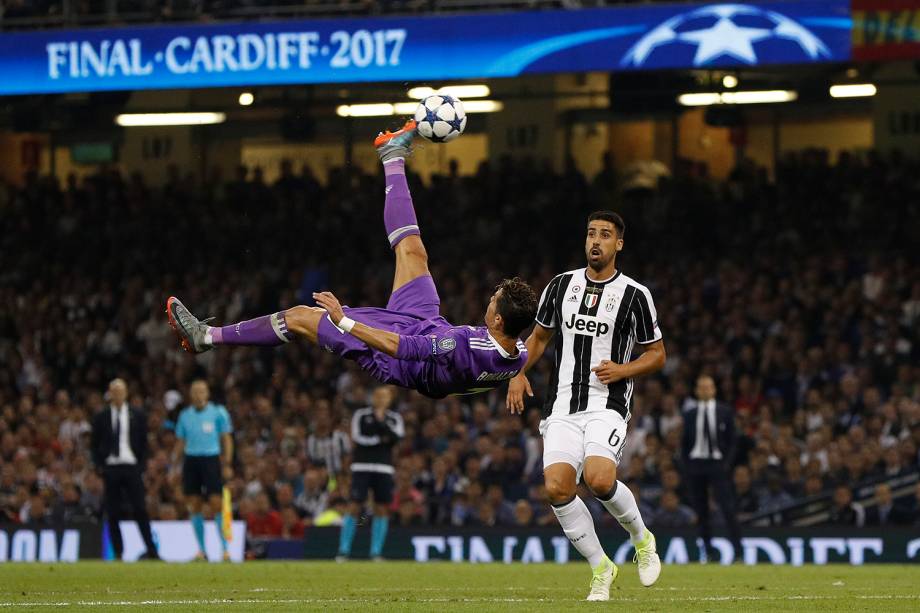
[166,296,323,353]
[375,121,431,293]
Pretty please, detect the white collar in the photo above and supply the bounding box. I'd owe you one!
[488,332,518,359]
[111,403,128,413]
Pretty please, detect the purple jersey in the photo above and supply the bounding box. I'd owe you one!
[316,276,526,398]
[392,321,526,398]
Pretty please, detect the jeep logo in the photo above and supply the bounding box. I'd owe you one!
[564,313,609,337]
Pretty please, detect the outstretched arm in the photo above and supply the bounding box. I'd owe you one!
[314,291,402,357]
[506,324,554,414]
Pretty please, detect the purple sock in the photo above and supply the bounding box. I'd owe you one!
[210,311,293,346]
[383,159,420,248]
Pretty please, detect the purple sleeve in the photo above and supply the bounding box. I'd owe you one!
[396,328,469,362]
[396,334,437,361]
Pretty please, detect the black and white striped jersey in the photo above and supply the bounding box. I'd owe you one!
[306,430,351,474]
[536,268,662,420]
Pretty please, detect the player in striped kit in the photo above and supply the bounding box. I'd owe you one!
[507,211,665,601]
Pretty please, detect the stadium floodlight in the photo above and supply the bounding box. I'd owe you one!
[395,100,503,114]
[339,100,504,117]
[392,102,419,115]
[336,103,396,117]
[677,90,797,106]
[676,93,722,106]
[115,112,227,127]
[722,90,797,104]
[829,83,877,98]
[460,100,503,113]
[722,75,738,89]
[238,92,255,106]
[407,85,491,99]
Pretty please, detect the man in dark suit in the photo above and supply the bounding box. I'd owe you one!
[681,375,742,562]
[91,378,159,560]
[863,484,896,526]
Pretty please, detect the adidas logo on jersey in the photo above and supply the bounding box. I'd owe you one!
[564,313,610,337]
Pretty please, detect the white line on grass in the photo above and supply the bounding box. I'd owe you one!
[1,594,919,607]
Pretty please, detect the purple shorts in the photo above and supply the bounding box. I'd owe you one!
[316,275,443,381]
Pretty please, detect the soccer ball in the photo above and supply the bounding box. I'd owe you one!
[414,94,467,143]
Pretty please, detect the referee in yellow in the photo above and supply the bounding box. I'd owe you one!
[174,380,233,561]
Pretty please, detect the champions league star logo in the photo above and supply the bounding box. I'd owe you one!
[621,3,831,68]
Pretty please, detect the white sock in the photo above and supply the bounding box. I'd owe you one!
[597,481,647,544]
[552,496,606,567]
[204,327,214,345]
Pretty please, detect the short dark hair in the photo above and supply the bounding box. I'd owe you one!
[495,277,538,338]
[587,210,625,238]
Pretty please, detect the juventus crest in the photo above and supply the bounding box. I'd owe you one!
[583,287,602,309]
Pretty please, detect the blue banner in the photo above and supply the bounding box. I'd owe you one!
[0,1,851,95]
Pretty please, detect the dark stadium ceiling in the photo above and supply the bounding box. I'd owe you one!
[0,62,890,136]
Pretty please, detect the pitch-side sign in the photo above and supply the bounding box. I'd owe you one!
[0,1,850,95]
[111,520,246,562]
[0,524,102,562]
[298,527,920,565]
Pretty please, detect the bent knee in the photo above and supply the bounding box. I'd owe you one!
[285,305,322,332]
[544,475,577,504]
[396,236,428,262]
[583,467,616,497]
[585,475,616,498]
[583,456,617,497]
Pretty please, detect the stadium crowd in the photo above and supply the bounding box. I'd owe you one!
[1,144,919,545]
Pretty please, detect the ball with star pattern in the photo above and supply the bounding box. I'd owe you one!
[414,94,467,143]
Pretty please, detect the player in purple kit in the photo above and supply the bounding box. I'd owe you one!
[166,120,537,399]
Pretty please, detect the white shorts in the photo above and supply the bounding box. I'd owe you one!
[541,410,628,472]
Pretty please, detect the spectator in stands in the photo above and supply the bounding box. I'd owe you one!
[650,491,695,528]
[20,490,51,525]
[423,456,459,524]
[246,492,283,538]
[893,482,920,526]
[50,483,92,523]
[826,486,863,526]
[275,483,297,520]
[760,470,795,514]
[294,468,329,523]
[513,499,535,527]
[280,507,305,539]
[305,408,350,476]
[863,484,897,526]
[396,499,425,527]
[733,466,760,516]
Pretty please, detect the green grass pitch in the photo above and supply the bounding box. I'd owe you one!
[2,562,919,611]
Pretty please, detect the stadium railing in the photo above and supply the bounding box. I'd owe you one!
[741,470,920,528]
